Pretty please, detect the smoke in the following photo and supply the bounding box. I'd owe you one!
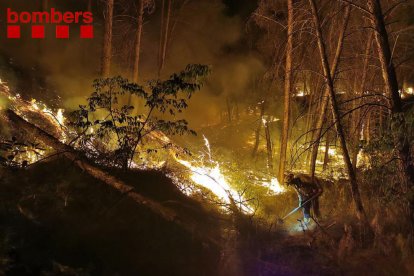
[0,0,100,106]
[138,0,264,126]
[0,0,263,128]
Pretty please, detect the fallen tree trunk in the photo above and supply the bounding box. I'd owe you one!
[5,109,221,247]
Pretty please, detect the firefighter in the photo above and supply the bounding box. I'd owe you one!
[285,173,323,224]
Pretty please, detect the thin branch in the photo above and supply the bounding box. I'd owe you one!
[338,0,371,14]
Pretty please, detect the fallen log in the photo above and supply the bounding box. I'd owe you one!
[5,109,221,247]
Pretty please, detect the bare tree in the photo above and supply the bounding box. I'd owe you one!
[101,0,114,77]
[252,102,265,157]
[351,32,374,170]
[309,0,367,222]
[309,4,351,178]
[88,0,92,12]
[278,0,294,183]
[158,0,172,76]
[132,0,145,82]
[265,118,274,170]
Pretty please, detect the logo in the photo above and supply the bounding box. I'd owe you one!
[4,7,94,39]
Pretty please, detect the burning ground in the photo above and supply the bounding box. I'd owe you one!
[1,76,413,275]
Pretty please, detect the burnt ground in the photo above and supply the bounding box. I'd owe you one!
[0,158,413,275]
[0,158,221,275]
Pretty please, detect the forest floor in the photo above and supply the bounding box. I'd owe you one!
[1,157,413,275]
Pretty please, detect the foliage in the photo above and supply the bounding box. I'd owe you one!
[0,137,44,169]
[362,118,410,205]
[69,64,210,169]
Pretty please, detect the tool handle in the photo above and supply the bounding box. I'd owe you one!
[281,192,320,220]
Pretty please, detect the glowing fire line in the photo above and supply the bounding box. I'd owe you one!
[0,78,284,214]
[174,135,254,213]
[0,79,68,143]
[0,79,254,213]
[175,157,254,213]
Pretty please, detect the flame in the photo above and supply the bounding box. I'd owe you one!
[175,135,253,213]
[357,150,371,169]
[0,78,277,213]
[0,79,68,143]
[401,87,414,99]
[30,99,67,141]
[262,116,280,125]
[262,178,285,194]
[296,90,305,97]
[176,158,253,213]
[203,135,212,160]
[56,108,65,126]
[0,79,71,164]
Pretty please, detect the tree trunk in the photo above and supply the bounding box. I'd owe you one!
[305,76,322,165]
[352,32,373,171]
[235,101,240,121]
[309,4,351,178]
[322,130,330,171]
[309,0,367,222]
[366,109,371,144]
[265,120,273,171]
[158,0,172,76]
[252,102,265,157]
[226,97,232,123]
[101,0,114,77]
[5,109,221,247]
[278,0,293,182]
[132,0,145,83]
[367,0,414,186]
[88,0,92,12]
[379,106,383,136]
[367,0,414,225]
[42,0,48,10]
[158,0,165,77]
